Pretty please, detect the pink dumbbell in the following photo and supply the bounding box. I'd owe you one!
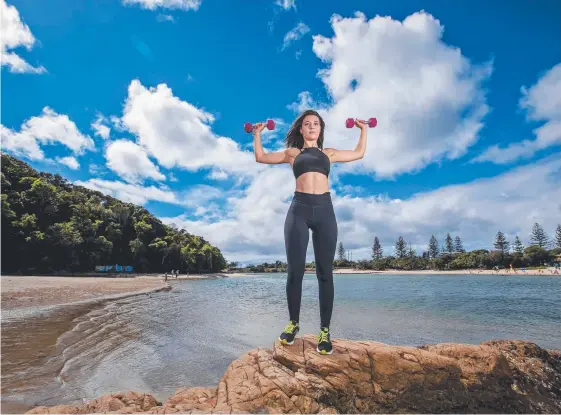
[345,118,377,128]
[244,119,275,133]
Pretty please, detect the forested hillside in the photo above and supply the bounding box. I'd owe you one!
[1,153,227,275]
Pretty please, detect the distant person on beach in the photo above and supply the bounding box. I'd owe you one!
[252,109,369,355]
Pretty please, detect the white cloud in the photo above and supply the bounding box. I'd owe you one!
[1,107,94,160]
[119,79,265,178]
[57,156,80,170]
[105,139,166,184]
[0,0,46,74]
[161,155,561,264]
[473,62,561,164]
[91,115,111,140]
[121,0,201,10]
[282,22,309,50]
[275,0,296,10]
[75,178,179,206]
[288,11,492,179]
[156,13,175,22]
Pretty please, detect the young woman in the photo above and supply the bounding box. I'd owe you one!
[252,109,368,355]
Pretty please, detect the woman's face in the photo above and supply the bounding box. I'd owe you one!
[300,114,321,143]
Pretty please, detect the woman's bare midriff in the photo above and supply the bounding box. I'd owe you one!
[289,148,330,194]
[294,173,330,194]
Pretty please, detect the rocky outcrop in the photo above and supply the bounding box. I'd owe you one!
[27,336,561,414]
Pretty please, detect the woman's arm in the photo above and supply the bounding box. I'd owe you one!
[253,123,289,164]
[326,119,368,163]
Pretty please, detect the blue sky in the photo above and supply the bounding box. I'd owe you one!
[2,0,560,264]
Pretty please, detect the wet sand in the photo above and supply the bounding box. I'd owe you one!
[0,276,173,414]
[1,276,170,311]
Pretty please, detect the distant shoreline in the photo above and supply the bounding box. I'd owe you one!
[2,268,558,312]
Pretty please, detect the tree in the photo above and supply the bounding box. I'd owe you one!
[428,235,439,259]
[445,233,454,253]
[513,236,524,255]
[454,236,464,253]
[493,231,509,254]
[371,237,383,260]
[395,236,406,258]
[556,224,561,249]
[407,244,416,258]
[337,242,346,261]
[530,222,549,248]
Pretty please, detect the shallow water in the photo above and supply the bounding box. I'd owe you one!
[2,273,561,412]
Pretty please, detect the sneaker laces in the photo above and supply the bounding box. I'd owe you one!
[317,328,329,343]
[283,321,298,334]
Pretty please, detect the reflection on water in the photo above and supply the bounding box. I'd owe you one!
[2,273,561,413]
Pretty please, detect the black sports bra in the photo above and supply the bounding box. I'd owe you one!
[292,147,330,179]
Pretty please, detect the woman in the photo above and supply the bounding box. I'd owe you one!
[252,109,368,355]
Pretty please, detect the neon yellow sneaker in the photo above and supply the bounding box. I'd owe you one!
[279,320,299,345]
[316,327,333,355]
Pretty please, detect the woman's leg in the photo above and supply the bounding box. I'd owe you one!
[284,202,310,323]
[311,203,338,329]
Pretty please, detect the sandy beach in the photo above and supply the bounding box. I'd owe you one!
[0,276,171,311]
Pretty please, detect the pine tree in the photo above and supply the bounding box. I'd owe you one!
[337,242,346,261]
[555,224,561,249]
[428,235,439,259]
[513,236,524,255]
[530,222,549,248]
[407,244,416,258]
[372,237,383,260]
[454,236,464,253]
[445,233,454,253]
[494,231,509,254]
[395,236,406,258]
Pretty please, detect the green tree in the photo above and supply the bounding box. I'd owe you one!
[407,244,416,258]
[445,233,454,253]
[428,235,439,259]
[454,236,464,253]
[530,222,549,248]
[0,153,228,275]
[513,236,524,255]
[395,236,406,258]
[371,237,383,260]
[493,231,509,254]
[337,242,346,261]
[555,224,561,249]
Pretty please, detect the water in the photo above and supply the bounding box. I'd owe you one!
[2,273,561,412]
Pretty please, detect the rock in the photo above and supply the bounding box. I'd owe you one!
[26,337,561,414]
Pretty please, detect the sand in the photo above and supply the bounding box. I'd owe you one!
[0,276,170,311]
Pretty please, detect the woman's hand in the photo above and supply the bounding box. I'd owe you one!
[252,122,266,136]
[354,119,368,130]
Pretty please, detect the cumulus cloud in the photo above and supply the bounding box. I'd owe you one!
[75,178,179,206]
[161,155,561,264]
[105,139,166,184]
[1,107,94,160]
[0,0,46,74]
[288,11,492,179]
[121,0,201,10]
[57,156,80,170]
[282,22,310,50]
[473,62,561,164]
[91,115,111,140]
[119,79,265,178]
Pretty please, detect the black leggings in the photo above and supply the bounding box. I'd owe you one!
[284,191,338,328]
